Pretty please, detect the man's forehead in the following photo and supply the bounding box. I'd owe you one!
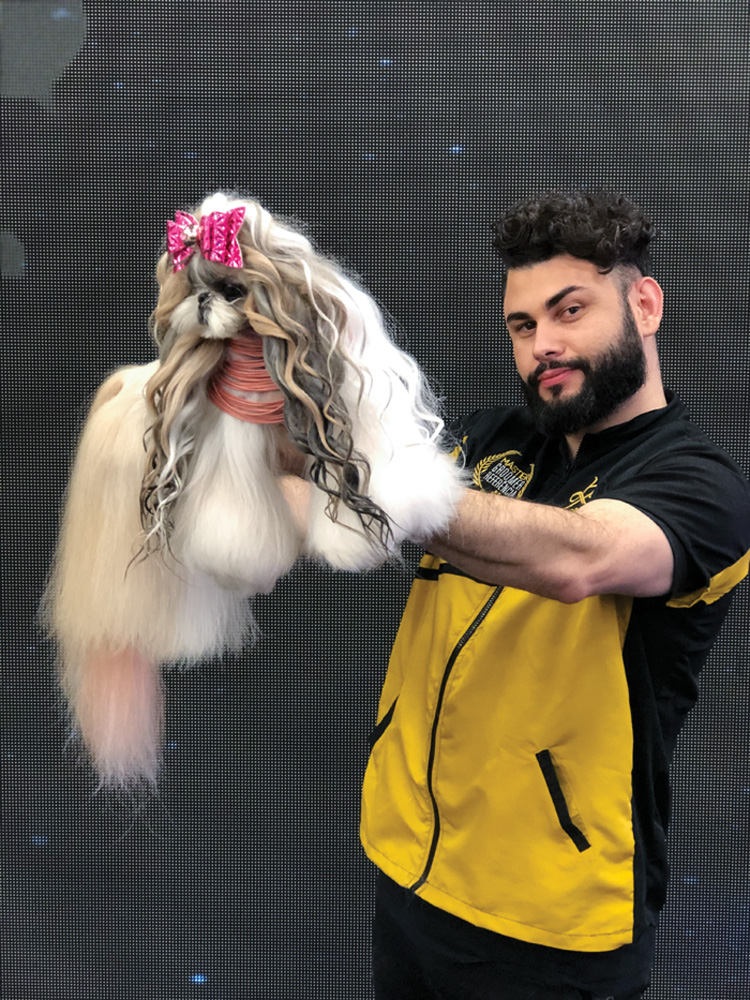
[504,256,613,309]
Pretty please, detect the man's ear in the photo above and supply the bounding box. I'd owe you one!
[630,276,663,338]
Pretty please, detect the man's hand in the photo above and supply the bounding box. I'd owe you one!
[279,475,312,537]
[273,426,310,478]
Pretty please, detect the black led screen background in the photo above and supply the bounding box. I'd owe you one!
[2,2,749,998]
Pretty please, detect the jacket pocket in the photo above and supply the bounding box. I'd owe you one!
[369,696,398,749]
[535,749,591,853]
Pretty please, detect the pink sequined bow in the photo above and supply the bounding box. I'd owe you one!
[166,206,246,271]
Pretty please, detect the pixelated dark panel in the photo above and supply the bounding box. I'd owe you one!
[3,1,749,997]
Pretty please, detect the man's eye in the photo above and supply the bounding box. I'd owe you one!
[217,282,245,302]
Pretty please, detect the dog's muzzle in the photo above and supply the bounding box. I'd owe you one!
[198,292,211,325]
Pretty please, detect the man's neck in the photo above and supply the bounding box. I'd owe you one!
[565,382,668,459]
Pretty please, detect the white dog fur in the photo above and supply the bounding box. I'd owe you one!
[44,193,465,786]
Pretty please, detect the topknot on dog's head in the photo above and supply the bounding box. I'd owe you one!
[190,192,313,267]
[198,191,236,215]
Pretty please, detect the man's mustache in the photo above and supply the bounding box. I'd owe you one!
[527,357,590,390]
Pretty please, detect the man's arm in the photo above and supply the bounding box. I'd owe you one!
[428,491,674,603]
[278,475,675,603]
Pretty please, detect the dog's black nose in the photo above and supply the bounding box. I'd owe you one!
[198,292,211,323]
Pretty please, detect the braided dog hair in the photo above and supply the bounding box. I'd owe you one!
[44,192,464,786]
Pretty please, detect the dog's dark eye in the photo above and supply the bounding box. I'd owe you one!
[216,281,245,302]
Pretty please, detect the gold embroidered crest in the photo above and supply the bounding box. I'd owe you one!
[473,450,534,498]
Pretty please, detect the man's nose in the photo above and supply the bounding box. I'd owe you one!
[532,320,566,360]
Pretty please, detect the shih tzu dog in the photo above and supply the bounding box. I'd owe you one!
[44,192,464,786]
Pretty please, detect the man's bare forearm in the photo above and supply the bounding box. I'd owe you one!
[425,489,674,602]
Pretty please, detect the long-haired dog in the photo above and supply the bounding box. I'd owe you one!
[44,192,464,787]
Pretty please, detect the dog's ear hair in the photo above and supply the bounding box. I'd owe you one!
[151,255,191,352]
[140,329,225,552]
[212,207,396,550]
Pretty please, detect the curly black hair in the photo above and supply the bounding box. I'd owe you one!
[491,189,656,276]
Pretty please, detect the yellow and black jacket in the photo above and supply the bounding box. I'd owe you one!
[361,395,750,953]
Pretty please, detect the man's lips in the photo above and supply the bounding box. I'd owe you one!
[537,367,579,388]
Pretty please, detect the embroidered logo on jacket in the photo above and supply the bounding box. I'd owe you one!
[566,476,599,509]
[473,450,535,497]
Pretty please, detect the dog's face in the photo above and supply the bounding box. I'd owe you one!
[167,265,251,342]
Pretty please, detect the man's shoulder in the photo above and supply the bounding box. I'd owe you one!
[625,396,749,485]
[596,397,750,599]
[454,404,538,451]
[451,405,545,499]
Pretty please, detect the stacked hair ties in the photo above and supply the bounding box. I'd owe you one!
[208,332,286,424]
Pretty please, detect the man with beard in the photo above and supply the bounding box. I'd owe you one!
[358,190,750,999]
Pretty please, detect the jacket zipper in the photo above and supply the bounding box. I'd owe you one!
[410,585,503,891]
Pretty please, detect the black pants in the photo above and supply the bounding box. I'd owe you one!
[372,874,649,1000]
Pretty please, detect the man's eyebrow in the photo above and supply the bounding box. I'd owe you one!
[505,285,587,325]
[546,284,585,310]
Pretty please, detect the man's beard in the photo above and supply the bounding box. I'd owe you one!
[520,301,647,438]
